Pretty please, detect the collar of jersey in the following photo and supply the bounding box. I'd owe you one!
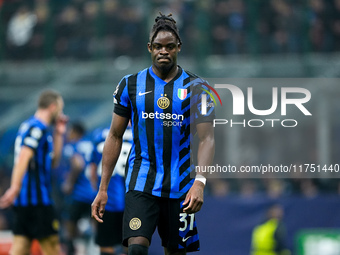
[32,116,48,129]
[148,65,183,85]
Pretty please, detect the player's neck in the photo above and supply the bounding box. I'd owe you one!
[152,65,178,83]
[34,109,51,126]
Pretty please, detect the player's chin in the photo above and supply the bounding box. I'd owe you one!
[156,62,173,72]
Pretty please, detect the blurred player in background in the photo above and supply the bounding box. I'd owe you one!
[251,204,291,255]
[90,126,132,255]
[59,121,96,255]
[0,89,67,255]
[92,13,215,255]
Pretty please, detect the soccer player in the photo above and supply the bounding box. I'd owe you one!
[0,90,67,255]
[90,127,132,255]
[92,13,215,255]
[251,204,291,255]
[60,122,96,255]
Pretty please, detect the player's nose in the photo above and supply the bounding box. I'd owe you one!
[159,46,169,54]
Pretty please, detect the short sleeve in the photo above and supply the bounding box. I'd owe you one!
[90,148,100,165]
[22,126,44,150]
[89,128,107,165]
[113,76,131,118]
[90,141,103,165]
[192,78,216,124]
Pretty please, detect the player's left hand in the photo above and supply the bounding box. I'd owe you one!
[183,180,205,214]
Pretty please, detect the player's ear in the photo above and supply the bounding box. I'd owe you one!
[147,43,152,53]
[177,43,181,52]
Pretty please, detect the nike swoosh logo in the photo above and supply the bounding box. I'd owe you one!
[139,91,152,96]
[182,236,192,242]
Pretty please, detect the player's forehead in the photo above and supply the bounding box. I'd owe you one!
[152,30,178,45]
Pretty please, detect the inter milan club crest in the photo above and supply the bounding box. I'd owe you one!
[157,94,170,109]
[129,217,141,230]
[177,89,187,100]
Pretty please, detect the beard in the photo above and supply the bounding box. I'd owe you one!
[50,112,58,125]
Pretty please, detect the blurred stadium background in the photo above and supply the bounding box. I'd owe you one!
[1,0,340,254]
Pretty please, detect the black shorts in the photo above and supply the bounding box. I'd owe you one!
[95,211,124,247]
[13,205,59,239]
[123,191,200,252]
[68,200,92,222]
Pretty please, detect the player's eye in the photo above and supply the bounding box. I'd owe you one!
[153,44,162,50]
[167,44,175,50]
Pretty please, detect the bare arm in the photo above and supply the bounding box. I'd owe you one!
[99,114,129,192]
[195,122,215,178]
[183,122,215,213]
[0,146,34,208]
[91,113,129,222]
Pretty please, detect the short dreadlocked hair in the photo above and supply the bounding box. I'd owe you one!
[149,12,182,45]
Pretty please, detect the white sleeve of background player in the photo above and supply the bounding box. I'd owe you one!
[22,126,43,150]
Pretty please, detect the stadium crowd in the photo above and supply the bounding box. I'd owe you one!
[1,0,340,60]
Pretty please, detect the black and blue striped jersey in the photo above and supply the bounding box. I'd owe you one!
[61,139,96,204]
[14,116,54,207]
[113,66,215,199]
[90,127,132,212]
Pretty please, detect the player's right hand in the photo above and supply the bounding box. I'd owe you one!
[91,190,108,223]
[55,114,68,135]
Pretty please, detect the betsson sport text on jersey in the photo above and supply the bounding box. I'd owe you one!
[142,111,184,127]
